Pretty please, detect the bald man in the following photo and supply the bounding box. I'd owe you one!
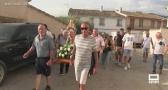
[152,32,168,74]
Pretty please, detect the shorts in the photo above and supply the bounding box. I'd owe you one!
[115,46,123,55]
[75,67,90,84]
[35,57,51,76]
[143,48,149,53]
[123,49,133,57]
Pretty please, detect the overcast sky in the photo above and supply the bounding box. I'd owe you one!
[29,0,168,16]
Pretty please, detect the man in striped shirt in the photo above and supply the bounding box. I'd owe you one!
[70,22,98,90]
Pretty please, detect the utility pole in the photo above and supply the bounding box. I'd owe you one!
[166,6,168,27]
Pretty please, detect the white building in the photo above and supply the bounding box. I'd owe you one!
[68,8,125,34]
[68,8,167,44]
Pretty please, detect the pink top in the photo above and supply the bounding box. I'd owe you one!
[92,35,105,51]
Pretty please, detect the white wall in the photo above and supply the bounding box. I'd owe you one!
[78,16,126,35]
[167,18,168,27]
[93,17,126,34]
[79,16,91,22]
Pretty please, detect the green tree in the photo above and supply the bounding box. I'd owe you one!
[56,16,70,25]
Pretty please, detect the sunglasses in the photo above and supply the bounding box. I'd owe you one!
[81,27,88,30]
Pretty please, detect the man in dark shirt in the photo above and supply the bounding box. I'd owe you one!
[114,28,124,65]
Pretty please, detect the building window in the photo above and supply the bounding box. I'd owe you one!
[99,18,105,26]
[163,21,167,28]
[130,18,135,29]
[157,21,161,29]
[116,18,122,27]
[139,19,143,28]
[151,20,155,28]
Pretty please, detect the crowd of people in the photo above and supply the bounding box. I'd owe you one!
[22,22,168,90]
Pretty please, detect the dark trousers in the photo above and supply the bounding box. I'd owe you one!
[89,52,99,75]
[101,51,109,65]
[60,63,69,74]
[89,53,95,75]
[152,54,164,73]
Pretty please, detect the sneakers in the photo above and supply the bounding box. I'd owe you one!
[124,63,131,70]
[127,63,131,69]
[124,66,128,70]
[115,61,122,66]
[152,70,162,74]
[59,73,65,76]
[152,71,156,74]
[45,85,51,90]
[33,85,51,90]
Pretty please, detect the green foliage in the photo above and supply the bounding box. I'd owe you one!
[56,16,70,25]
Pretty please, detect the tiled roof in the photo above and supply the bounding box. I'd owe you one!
[68,8,123,17]
[68,8,166,20]
[121,11,166,20]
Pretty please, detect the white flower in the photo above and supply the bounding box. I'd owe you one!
[60,47,63,50]
[68,48,71,51]
[59,53,62,57]
[65,52,67,55]
[62,54,65,58]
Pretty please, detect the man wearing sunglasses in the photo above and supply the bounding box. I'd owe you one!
[70,22,98,90]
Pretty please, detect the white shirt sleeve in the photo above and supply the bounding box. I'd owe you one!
[122,35,126,42]
[163,39,167,46]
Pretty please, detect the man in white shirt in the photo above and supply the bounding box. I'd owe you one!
[142,32,154,62]
[122,27,135,70]
[152,32,168,74]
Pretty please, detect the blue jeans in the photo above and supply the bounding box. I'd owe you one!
[100,51,108,65]
[152,54,164,72]
[100,51,112,65]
